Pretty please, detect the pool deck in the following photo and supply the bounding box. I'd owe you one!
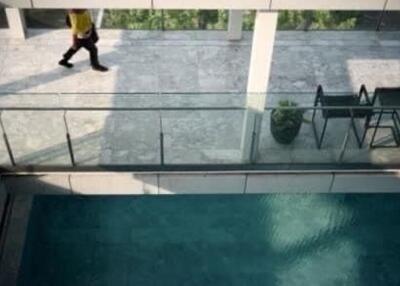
[0,29,400,166]
[1,29,400,94]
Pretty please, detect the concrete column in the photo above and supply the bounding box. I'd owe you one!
[96,9,105,28]
[5,8,26,39]
[227,10,243,40]
[241,11,278,162]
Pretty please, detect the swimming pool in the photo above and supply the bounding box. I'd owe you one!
[18,194,400,286]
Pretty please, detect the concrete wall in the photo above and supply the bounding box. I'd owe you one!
[2,172,400,195]
[331,174,400,193]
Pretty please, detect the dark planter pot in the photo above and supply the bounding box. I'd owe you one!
[270,110,303,144]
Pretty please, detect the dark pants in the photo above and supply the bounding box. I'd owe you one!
[62,37,99,66]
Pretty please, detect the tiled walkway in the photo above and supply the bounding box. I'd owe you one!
[0,30,399,165]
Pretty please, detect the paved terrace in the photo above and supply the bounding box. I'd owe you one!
[0,29,399,166]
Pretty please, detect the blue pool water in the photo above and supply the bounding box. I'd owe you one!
[18,194,400,286]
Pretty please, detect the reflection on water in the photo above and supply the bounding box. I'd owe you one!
[265,195,354,251]
[18,194,400,286]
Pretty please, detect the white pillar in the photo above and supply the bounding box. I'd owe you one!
[96,9,105,28]
[241,11,278,162]
[227,10,243,40]
[5,8,26,39]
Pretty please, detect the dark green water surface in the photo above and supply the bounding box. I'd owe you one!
[18,194,400,286]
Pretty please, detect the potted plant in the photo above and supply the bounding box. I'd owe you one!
[270,100,303,144]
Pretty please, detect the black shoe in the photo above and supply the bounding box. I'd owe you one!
[92,64,108,72]
[58,60,73,68]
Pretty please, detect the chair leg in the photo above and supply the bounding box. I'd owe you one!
[311,110,327,149]
[311,107,317,122]
[311,101,327,149]
[370,110,384,148]
[350,117,363,149]
[311,109,320,148]
[392,111,400,146]
[317,118,328,149]
[360,116,371,148]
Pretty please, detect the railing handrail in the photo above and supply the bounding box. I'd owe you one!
[0,90,380,95]
[0,104,398,170]
[0,106,398,111]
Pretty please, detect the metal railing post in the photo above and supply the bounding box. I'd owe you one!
[159,111,165,166]
[376,0,389,31]
[0,111,16,166]
[161,10,165,31]
[249,113,259,164]
[338,108,352,163]
[63,110,76,167]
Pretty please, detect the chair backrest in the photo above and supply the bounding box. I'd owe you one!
[374,87,400,106]
[315,85,358,106]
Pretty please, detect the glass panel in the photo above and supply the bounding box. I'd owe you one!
[163,110,244,164]
[0,94,399,167]
[163,10,201,30]
[0,93,156,109]
[163,10,228,30]
[278,11,379,31]
[67,110,160,165]
[243,10,255,31]
[378,11,400,31]
[103,9,228,30]
[25,9,66,29]
[0,8,8,28]
[160,92,246,108]
[0,93,62,108]
[60,93,164,109]
[1,111,70,165]
[241,10,381,31]
[103,9,161,30]
[257,106,400,166]
[257,108,346,164]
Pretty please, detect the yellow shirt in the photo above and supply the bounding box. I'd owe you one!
[69,11,92,38]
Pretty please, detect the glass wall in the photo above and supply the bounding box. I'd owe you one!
[103,10,228,30]
[102,10,400,31]
[278,11,379,30]
[378,12,400,31]
[0,8,8,28]
[24,9,66,28]
[16,9,400,31]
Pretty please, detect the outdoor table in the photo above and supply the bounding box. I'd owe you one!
[370,88,400,148]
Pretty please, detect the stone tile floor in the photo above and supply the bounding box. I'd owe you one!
[0,29,399,165]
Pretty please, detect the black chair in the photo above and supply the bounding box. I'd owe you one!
[370,87,400,148]
[311,85,373,149]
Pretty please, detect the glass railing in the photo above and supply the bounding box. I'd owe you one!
[259,106,400,166]
[0,92,399,170]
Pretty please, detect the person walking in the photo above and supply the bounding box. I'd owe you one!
[59,9,108,72]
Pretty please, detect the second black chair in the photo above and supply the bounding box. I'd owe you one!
[311,85,373,149]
